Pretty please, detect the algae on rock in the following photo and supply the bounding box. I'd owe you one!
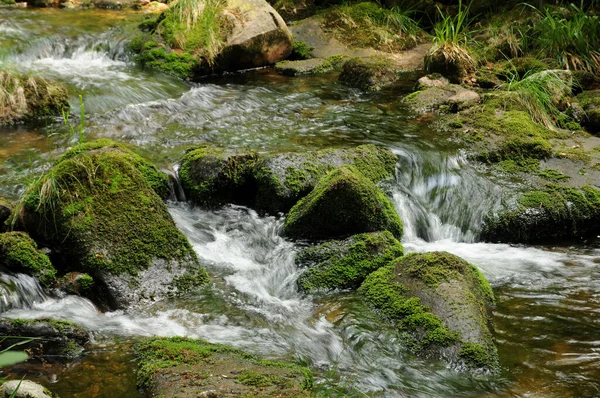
[359,251,498,372]
[283,165,403,240]
[0,231,56,287]
[296,231,403,292]
[13,139,208,309]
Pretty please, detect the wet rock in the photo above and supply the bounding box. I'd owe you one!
[274,58,333,76]
[133,0,292,80]
[482,185,600,243]
[267,0,315,22]
[0,380,58,398]
[283,165,403,240]
[339,57,401,91]
[359,252,499,372]
[576,90,600,134]
[404,77,480,113]
[55,272,94,297]
[14,139,207,310]
[0,71,68,125]
[0,197,12,232]
[296,231,403,292]
[135,337,313,397]
[0,318,89,358]
[179,144,398,214]
[416,74,449,89]
[0,232,56,287]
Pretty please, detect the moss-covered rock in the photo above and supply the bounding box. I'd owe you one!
[283,165,403,240]
[0,232,56,287]
[0,318,89,358]
[131,0,293,80]
[179,145,258,208]
[296,231,403,292]
[135,337,313,397]
[268,0,315,22]
[0,71,68,125]
[14,140,207,309]
[0,196,12,232]
[274,58,334,76]
[179,144,398,214]
[56,272,95,297]
[338,57,401,91]
[482,184,600,243]
[404,77,480,113]
[576,90,600,134]
[358,252,498,372]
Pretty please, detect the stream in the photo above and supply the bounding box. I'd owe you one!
[0,8,599,398]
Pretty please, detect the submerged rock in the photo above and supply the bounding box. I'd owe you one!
[0,71,68,125]
[14,139,208,309]
[482,185,600,243]
[179,144,398,214]
[359,252,498,372]
[0,232,56,287]
[0,318,89,358]
[296,231,403,292]
[283,165,403,240]
[135,337,313,397]
[132,0,292,80]
[274,58,334,76]
[0,380,58,398]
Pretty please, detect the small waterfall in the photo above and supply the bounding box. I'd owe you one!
[0,272,47,313]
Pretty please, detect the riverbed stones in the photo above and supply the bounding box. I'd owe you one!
[13,139,208,309]
[283,165,403,240]
[0,318,89,358]
[0,71,68,125]
[359,251,499,372]
[296,231,403,292]
[0,380,58,398]
[482,184,600,243]
[135,337,313,397]
[0,232,56,287]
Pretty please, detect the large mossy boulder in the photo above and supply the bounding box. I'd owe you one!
[0,71,68,125]
[132,0,292,80]
[0,318,89,358]
[283,166,403,240]
[179,144,398,214]
[482,185,600,243]
[296,231,403,292]
[359,252,498,372]
[135,337,313,397]
[14,139,208,309]
[0,232,56,287]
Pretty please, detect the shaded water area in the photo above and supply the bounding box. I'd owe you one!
[1,8,599,397]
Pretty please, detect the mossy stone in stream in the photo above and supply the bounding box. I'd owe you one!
[338,57,400,91]
[482,184,600,243]
[283,166,403,240]
[296,231,403,292]
[0,196,12,232]
[0,232,56,287]
[0,318,89,358]
[359,251,498,372]
[13,140,207,309]
[134,337,313,397]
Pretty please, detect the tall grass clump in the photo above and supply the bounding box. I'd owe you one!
[501,69,573,130]
[159,0,226,66]
[323,2,423,51]
[0,71,28,124]
[425,0,475,82]
[531,2,600,73]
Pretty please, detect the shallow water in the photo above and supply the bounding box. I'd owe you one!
[0,8,599,398]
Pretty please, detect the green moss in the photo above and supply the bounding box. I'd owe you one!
[458,342,499,370]
[538,168,570,182]
[16,143,203,281]
[495,158,540,174]
[8,318,84,333]
[290,40,313,60]
[296,231,403,292]
[358,265,459,349]
[77,273,94,292]
[0,232,56,287]
[339,56,399,91]
[236,370,293,389]
[284,165,403,240]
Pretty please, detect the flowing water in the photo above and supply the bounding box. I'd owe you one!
[1,8,599,398]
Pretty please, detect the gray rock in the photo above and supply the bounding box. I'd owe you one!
[274,58,333,76]
[0,380,58,398]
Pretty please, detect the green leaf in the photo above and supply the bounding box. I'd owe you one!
[0,351,29,367]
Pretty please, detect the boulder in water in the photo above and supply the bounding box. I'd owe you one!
[359,251,499,372]
[135,337,313,397]
[14,139,208,309]
[0,232,56,287]
[339,56,403,91]
[0,71,68,125]
[0,380,58,398]
[0,318,89,358]
[283,165,403,240]
[296,231,403,292]
[404,75,480,113]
